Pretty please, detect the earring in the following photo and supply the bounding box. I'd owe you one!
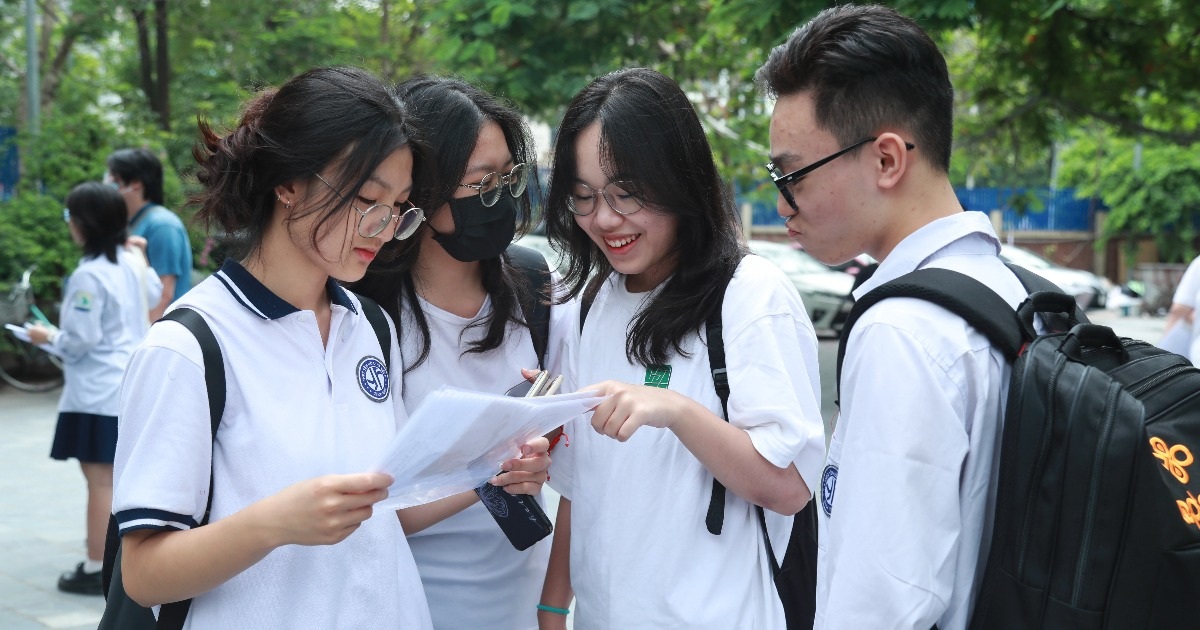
[278,195,291,210]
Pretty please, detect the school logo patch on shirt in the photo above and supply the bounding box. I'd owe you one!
[73,291,94,312]
[644,365,672,388]
[821,464,838,517]
[357,356,389,402]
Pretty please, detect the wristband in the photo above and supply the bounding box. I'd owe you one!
[537,603,570,616]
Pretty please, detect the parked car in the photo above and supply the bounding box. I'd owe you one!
[999,244,1111,309]
[513,233,566,274]
[748,239,855,335]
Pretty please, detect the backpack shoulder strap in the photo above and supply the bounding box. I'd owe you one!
[150,307,225,629]
[1005,262,1092,327]
[355,294,392,373]
[505,244,552,370]
[835,268,1026,406]
[701,257,783,572]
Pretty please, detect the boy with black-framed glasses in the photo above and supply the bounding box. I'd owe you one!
[759,5,1029,629]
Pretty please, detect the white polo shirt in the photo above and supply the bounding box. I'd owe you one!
[49,248,161,416]
[816,212,1026,630]
[113,259,432,629]
[549,255,826,630]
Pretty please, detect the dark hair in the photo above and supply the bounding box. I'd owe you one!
[351,75,536,371]
[107,148,165,205]
[190,66,411,257]
[66,182,128,263]
[755,4,954,172]
[545,67,746,367]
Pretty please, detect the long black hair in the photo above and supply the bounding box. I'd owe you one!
[545,67,746,366]
[66,182,128,263]
[190,66,412,259]
[350,76,536,371]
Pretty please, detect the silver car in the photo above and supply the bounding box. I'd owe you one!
[749,239,855,335]
[999,244,1111,309]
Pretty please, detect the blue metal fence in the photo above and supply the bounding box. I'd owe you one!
[0,127,17,201]
[956,187,1098,232]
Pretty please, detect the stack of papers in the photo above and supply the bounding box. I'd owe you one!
[374,386,603,509]
[5,324,64,358]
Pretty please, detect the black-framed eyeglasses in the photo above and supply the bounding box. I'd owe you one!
[314,173,425,240]
[459,163,528,207]
[765,137,915,212]
[566,181,645,216]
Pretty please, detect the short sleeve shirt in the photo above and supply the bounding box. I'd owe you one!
[113,260,431,629]
[549,256,825,629]
[130,204,192,300]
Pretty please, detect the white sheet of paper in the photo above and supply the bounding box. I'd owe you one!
[5,323,65,358]
[373,386,602,509]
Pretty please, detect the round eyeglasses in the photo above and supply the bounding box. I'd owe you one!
[566,181,645,216]
[314,173,425,240]
[459,163,528,207]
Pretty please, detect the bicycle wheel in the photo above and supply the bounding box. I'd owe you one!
[0,344,64,392]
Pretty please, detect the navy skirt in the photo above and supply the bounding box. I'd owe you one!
[50,412,118,464]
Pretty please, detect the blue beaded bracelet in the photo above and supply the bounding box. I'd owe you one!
[537,603,570,615]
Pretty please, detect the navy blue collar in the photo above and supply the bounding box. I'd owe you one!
[216,258,357,320]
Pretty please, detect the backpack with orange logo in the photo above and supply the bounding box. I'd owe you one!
[839,266,1200,629]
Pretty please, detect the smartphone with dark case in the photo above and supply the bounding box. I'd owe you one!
[474,373,555,550]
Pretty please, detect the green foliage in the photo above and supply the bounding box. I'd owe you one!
[0,190,79,309]
[1058,128,1200,262]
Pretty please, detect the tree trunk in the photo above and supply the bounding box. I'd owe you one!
[381,0,391,79]
[153,0,170,131]
[133,6,158,116]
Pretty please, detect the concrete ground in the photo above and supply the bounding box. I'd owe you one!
[0,308,1165,628]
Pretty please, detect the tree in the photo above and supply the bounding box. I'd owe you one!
[1058,127,1200,263]
[132,0,171,130]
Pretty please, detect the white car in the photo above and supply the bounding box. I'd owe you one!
[748,239,855,335]
[513,233,566,274]
[999,244,1111,310]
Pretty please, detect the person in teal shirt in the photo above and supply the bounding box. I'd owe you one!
[105,148,192,319]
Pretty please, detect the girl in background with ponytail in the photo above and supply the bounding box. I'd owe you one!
[111,66,550,628]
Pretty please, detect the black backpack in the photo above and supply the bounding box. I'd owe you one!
[837,265,1200,629]
[100,297,393,630]
[580,266,818,629]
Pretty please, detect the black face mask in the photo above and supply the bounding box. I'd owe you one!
[431,193,517,262]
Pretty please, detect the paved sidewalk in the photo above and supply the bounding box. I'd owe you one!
[0,309,1167,629]
[0,389,105,630]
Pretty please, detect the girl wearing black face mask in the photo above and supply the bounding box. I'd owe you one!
[350,76,563,630]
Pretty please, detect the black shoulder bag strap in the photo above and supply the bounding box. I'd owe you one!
[505,244,553,370]
[834,267,1026,407]
[154,308,226,629]
[700,263,789,588]
[356,294,392,372]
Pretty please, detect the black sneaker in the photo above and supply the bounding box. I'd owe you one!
[57,562,103,595]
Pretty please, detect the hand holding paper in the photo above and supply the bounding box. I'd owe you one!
[373,386,603,509]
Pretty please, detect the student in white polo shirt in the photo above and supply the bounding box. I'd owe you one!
[112,66,550,629]
[26,182,162,596]
[352,76,561,630]
[759,6,1031,628]
[536,68,826,629]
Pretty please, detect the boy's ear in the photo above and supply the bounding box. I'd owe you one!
[874,133,910,190]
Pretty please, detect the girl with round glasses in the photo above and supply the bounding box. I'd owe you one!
[538,67,826,628]
[110,67,550,629]
[352,75,561,630]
